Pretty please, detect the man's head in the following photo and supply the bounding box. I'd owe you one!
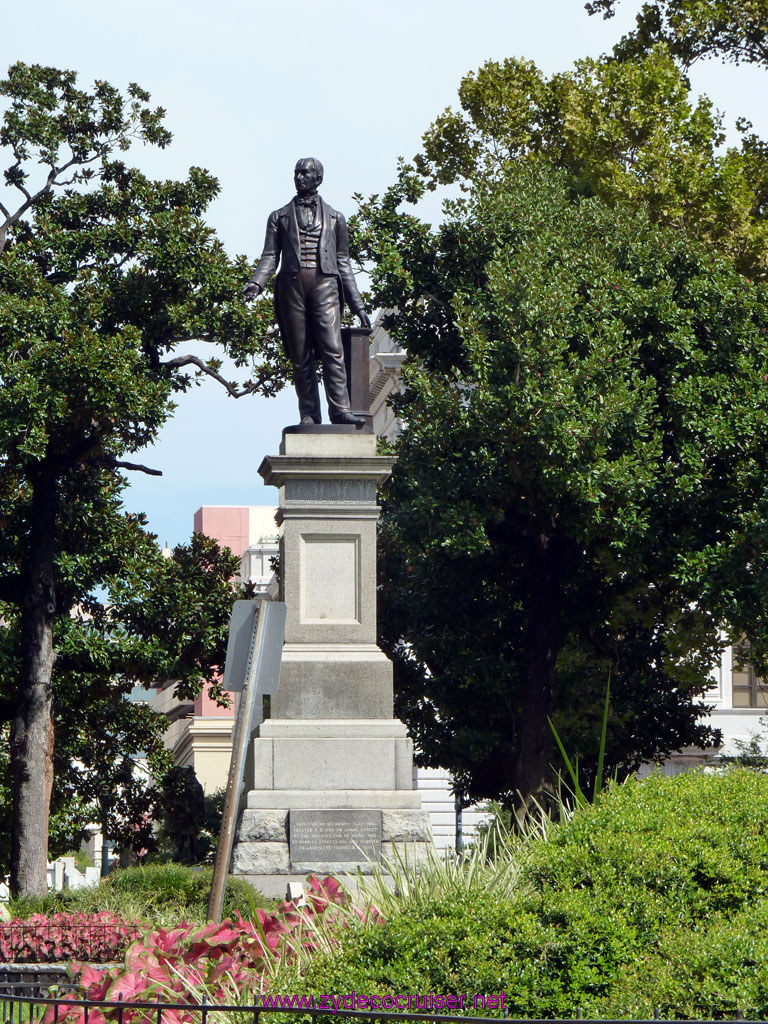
[294,157,323,196]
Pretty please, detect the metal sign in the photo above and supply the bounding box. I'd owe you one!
[207,599,287,921]
[222,600,258,692]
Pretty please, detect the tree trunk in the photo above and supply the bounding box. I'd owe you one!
[10,474,57,897]
[512,532,566,814]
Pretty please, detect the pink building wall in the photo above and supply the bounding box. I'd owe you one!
[193,506,251,558]
[192,506,251,718]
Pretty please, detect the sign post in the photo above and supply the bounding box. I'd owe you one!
[207,599,286,922]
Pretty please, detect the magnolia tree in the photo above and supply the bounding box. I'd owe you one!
[0,63,283,895]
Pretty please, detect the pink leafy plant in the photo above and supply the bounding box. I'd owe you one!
[0,912,141,964]
[42,876,382,1024]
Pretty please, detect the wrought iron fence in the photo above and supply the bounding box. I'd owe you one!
[0,991,765,1024]
[0,972,76,1000]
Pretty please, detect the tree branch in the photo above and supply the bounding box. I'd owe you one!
[160,353,262,397]
[110,459,162,477]
[0,154,98,254]
[10,166,32,203]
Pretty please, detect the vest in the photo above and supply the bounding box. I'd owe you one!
[297,202,322,268]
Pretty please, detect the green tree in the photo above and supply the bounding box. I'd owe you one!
[0,62,281,895]
[0,528,244,883]
[585,0,768,68]
[350,21,768,809]
[0,721,95,878]
[407,48,768,276]
[51,532,243,869]
[54,697,172,875]
[362,163,768,809]
[158,765,206,864]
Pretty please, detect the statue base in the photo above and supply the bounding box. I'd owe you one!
[230,429,431,894]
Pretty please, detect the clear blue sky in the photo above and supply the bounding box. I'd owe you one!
[5,1,766,546]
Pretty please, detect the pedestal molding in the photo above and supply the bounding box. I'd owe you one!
[278,507,382,522]
[245,789,423,810]
[259,455,396,490]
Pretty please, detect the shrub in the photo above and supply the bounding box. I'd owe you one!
[597,897,768,1019]
[525,767,768,936]
[290,769,768,1019]
[9,864,274,928]
[95,863,273,921]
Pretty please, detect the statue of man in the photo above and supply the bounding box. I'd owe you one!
[243,157,371,426]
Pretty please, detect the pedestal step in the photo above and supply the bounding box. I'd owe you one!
[274,644,394,719]
[252,719,415,791]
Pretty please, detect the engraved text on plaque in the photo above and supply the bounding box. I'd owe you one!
[289,809,382,862]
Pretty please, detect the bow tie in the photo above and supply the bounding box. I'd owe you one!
[295,195,318,208]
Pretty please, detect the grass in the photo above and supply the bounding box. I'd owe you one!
[0,998,39,1024]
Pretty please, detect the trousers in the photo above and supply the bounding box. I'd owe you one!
[274,268,351,423]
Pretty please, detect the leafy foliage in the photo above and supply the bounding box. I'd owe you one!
[94,864,274,924]
[43,876,377,1018]
[380,47,768,277]
[363,162,768,805]
[598,897,768,1018]
[156,766,206,864]
[0,530,243,875]
[549,676,613,809]
[585,0,768,68]
[350,18,768,805]
[8,863,275,929]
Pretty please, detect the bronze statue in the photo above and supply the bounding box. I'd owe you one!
[243,158,371,426]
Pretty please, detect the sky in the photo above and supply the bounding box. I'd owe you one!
[5,1,767,547]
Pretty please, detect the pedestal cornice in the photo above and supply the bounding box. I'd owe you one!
[258,455,396,489]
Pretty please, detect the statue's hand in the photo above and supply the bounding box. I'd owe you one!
[356,309,372,331]
[242,282,261,302]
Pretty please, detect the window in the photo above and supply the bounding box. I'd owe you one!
[732,642,768,708]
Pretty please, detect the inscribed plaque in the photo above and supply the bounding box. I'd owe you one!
[289,809,381,862]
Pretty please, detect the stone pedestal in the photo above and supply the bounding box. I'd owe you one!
[231,428,431,891]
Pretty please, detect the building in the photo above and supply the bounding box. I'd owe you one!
[647,643,768,776]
